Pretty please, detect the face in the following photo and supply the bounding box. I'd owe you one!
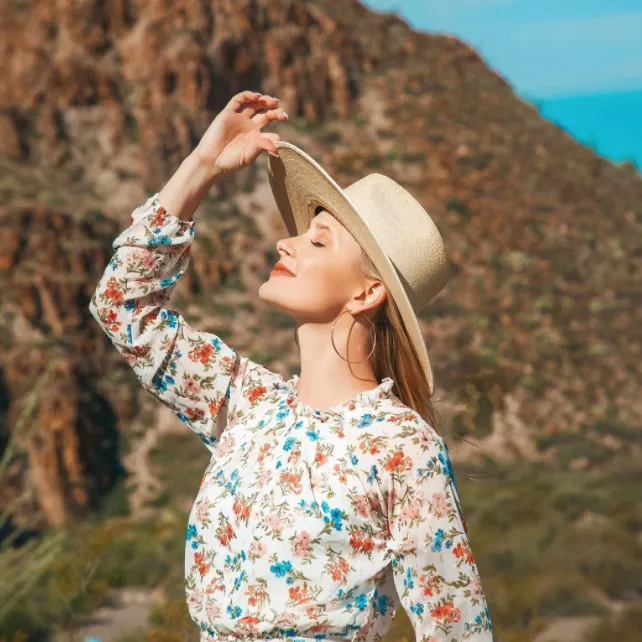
[258,208,385,322]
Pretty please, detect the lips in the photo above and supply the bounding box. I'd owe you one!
[271,262,295,277]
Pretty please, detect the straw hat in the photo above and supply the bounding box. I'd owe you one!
[267,141,451,396]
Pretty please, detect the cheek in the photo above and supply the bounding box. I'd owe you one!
[301,257,353,301]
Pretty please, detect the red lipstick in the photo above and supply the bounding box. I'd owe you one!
[271,261,295,277]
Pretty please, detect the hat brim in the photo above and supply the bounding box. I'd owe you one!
[267,141,435,396]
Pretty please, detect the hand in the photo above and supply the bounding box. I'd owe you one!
[194,90,288,179]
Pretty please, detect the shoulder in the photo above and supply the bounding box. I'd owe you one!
[352,402,447,483]
[370,398,445,454]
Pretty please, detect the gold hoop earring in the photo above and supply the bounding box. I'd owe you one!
[331,309,376,363]
[294,311,377,364]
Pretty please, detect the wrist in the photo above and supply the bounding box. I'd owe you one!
[189,148,224,185]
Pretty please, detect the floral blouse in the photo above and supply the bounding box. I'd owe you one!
[89,193,494,642]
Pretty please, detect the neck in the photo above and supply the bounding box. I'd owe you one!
[294,318,378,409]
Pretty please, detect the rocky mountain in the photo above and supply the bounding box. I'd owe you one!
[1,0,641,530]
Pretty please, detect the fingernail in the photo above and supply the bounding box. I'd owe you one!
[284,112,289,119]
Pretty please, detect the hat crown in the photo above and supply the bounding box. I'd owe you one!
[342,173,451,311]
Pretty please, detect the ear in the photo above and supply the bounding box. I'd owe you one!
[352,279,387,314]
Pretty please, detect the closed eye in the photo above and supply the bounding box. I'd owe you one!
[310,240,325,247]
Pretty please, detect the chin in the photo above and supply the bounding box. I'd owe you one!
[257,281,296,315]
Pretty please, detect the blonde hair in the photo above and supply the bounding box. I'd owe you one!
[359,247,448,438]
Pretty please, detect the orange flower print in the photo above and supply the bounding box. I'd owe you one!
[384,451,413,473]
[217,521,234,547]
[288,584,311,605]
[280,471,303,494]
[190,341,214,365]
[453,541,476,565]
[431,601,461,624]
[248,385,267,403]
[194,550,210,578]
[233,497,252,521]
[208,395,225,418]
[104,276,124,304]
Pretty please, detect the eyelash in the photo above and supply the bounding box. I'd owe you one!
[310,240,325,248]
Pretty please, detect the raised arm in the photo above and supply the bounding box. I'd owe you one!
[89,90,288,453]
[383,423,494,641]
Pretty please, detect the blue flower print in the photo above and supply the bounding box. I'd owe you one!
[270,560,293,578]
[306,429,319,441]
[160,309,178,328]
[404,567,414,589]
[149,235,171,246]
[431,528,445,552]
[152,372,174,393]
[358,413,374,428]
[409,602,424,616]
[330,508,343,531]
[211,336,225,351]
[277,409,290,421]
[226,605,242,618]
[283,437,296,452]
[186,524,197,540]
[367,464,379,484]
[350,454,359,465]
[355,593,369,610]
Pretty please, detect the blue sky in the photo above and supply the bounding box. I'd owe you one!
[362,0,642,98]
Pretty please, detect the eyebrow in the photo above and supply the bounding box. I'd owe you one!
[311,219,334,237]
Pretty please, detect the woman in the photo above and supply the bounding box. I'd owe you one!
[89,90,493,641]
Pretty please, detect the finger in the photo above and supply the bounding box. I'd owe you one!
[239,96,280,117]
[258,136,278,154]
[225,91,264,112]
[252,108,289,128]
[262,133,281,143]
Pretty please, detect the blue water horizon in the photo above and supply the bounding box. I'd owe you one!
[525,88,642,171]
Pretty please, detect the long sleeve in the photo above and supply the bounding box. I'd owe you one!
[88,192,248,454]
[382,424,493,641]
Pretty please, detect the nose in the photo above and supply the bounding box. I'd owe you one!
[276,236,294,257]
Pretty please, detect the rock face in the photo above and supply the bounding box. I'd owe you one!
[1,0,373,184]
[1,0,641,527]
[0,204,127,528]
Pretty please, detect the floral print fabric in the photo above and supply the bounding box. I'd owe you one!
[89,193,494,642]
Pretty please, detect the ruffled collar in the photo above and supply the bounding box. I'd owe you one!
[281,374,395,419]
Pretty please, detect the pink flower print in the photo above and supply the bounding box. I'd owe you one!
[470,576,485,600]
[398,532,419,555]
[399,497,422,522]
[214,438,235,458]
[265,513,286,535]
[431,491,450,518]
[187,586,204,610]
[354,495,371,518]
[196,497,212,521]
[418,428,435,448]
[130,248,156,270]
[184,375,203,399]
[292,531,312,557]
[249,540,267,559]
[256,469,271,488]
[206,600,223,620]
